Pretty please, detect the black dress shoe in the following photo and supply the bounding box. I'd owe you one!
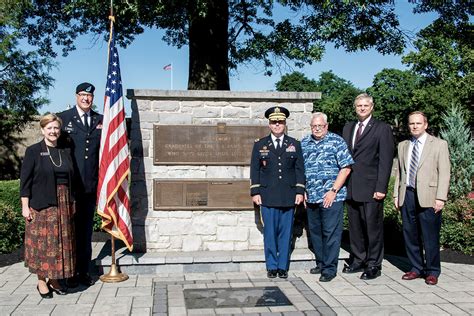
[342,264,364,274]
[267,270,278,278]
[78,274,95,286]
[37,285,53,299]
[360,267,381,280]
[47,282,67,295]
[310,267,321,274]
[319,274,336,282]
[277,269,288,279]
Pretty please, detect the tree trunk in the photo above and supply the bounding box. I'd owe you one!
[187,0,229,90]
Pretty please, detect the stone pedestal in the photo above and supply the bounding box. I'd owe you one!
[127,90,320,252]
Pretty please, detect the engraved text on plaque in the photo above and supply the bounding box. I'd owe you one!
[153,124,268,165]
[154,179,253,210]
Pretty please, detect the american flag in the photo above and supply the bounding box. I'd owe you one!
[97,18,133,251]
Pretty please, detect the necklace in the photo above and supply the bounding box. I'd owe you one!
[46,146,62,167]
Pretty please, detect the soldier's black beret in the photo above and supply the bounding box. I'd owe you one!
[76,82,95,94]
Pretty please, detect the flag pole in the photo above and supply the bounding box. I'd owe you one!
[171,63,174,90]
[99,1,129,283]
[100,236,129,282]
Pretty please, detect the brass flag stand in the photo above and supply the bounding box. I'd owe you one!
[100,236,129,283]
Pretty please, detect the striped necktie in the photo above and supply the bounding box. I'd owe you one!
[408,139,419,188]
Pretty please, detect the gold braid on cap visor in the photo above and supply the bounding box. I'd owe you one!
[268,113,287,121]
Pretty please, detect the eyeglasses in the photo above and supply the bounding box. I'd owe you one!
[310,124,327,130]
[77,93,93,98]
[270,120,286,125]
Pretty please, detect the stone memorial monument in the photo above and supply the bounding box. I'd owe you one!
[128,90,320,253]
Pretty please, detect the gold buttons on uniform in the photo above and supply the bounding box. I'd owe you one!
[279,176,282,179]
[85,156,88,159]
[86,148,89,151]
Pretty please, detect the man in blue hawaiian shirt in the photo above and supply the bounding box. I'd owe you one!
[301,112,354,282]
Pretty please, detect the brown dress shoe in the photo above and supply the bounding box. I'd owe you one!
[425,275,438,285]
[402,272,420,280]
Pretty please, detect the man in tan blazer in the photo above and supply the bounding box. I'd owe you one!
[394,111,450,285]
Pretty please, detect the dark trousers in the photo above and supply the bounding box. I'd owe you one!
[346,199,384,268]
[307,201,344,276]
[261,206,294,271]
[75,192,96,275]
[401,189,442,277]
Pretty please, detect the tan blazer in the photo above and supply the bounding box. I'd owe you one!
[394,134,451,208]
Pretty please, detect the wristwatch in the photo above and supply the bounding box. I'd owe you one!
[330,187,338,193]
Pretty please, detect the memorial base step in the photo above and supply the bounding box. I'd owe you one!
[93,246,350,275]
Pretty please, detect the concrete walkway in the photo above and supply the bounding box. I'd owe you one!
[1,242,473,315]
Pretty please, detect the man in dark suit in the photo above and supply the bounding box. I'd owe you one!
[58,82,103,286]
[394,111,450,285]
[250,106,305,279]
[342,93,394,280]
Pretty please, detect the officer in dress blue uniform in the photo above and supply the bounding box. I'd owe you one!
[57,82,103,287]
[250,106,305,278]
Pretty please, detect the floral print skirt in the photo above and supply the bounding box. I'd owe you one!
[24,184,75,279]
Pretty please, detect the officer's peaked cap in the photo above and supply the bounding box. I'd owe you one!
[265,106,290,121]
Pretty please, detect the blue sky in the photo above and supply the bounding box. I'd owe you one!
[41,3,437,115]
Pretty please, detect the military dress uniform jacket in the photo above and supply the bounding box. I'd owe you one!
[58,107,103,194]
[250,135,305,208]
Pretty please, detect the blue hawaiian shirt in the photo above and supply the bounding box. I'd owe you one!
[301,132,354,204]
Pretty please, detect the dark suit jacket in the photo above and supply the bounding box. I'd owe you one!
[57,107,103,194]
[342,117,394,202]
[250,134,305,208]
[20,140,75,210]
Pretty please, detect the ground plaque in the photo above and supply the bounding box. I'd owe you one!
[153,124,268,165]
[184,287,292,309]
[153,179,253,210]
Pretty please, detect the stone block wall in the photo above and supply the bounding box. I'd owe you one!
[127,90,321,252]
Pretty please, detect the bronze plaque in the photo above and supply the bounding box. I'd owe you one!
[153,124,268,165]
[154,179,253,210]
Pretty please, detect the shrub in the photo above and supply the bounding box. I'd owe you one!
[440,198,473,255]
[384,176,403,229]
[440,106,474,200]
[0,180,24,253]
[0,179,21,213]
[0,202,24,254]
[93,211,103,232]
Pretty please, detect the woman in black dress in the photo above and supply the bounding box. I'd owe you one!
[20,114,76,298]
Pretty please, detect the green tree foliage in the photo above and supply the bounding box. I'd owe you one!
[16,0,407,90]
[402,2,473,131]
[440,106,474,200]
[367,69,420,138]
[276,71,362,133]
[314,72,362,134]
[1,0,54,179]
[275,72,317,92]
